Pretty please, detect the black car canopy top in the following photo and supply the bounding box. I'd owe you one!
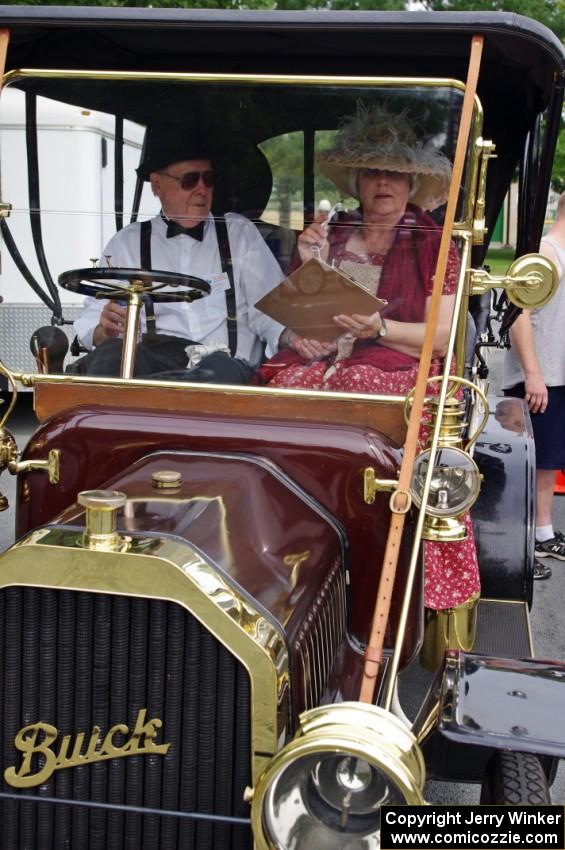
[1,6,564,255]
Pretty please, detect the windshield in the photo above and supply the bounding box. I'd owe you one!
[0,73,477,399]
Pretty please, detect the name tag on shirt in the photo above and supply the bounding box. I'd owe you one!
[206,272,231,292]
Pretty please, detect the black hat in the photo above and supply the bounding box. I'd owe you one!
[136,125,213,181]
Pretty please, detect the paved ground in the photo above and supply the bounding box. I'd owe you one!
[1,362,564,805]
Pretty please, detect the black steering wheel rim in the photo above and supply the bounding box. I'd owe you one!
[58,267,211,300]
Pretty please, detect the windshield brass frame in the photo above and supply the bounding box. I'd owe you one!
[1,69,483,418]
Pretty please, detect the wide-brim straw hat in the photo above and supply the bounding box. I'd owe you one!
[317,102,452,211]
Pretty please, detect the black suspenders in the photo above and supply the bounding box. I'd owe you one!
[214,216,237,357]
[139,219,157,339]
[138,216,237,355]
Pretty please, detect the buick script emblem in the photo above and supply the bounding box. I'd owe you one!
[4,708,171,789]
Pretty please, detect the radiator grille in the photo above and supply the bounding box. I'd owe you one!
[294,558,347,710]
[0,586,252,850]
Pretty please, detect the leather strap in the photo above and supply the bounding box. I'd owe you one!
[0,30,9,84]
[359,35,485,705]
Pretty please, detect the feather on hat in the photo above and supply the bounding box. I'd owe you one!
[317,102,452,211]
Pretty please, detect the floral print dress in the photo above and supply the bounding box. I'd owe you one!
[257,206,480,610]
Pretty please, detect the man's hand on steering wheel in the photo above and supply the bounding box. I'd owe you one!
[59,266,213,349]
[94,302,129,346]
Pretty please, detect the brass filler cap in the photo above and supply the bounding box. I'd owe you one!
[152,470,182,489]
[78,489,127,550]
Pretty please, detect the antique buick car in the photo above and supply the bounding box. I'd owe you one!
[0,7,565,849]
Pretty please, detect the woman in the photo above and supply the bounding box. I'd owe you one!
[257,102,479,613]
[258,102,458,398]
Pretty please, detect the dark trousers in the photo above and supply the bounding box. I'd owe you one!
[68,335,254,385]
[153,352,254,385]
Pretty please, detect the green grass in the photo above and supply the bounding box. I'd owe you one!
[484,247,515,276]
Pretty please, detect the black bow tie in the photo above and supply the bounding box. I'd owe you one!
[165,219,205,241]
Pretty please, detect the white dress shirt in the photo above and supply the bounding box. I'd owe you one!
[74,212,285,367]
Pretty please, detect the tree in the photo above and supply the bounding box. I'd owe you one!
[419,0,565,42]
[0,0,404,9]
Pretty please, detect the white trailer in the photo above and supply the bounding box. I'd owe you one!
[0,87,158,374]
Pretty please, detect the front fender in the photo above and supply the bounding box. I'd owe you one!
[415,651,565,782]
[472,396,535,605]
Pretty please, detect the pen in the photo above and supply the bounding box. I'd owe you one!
[322,201,343,231]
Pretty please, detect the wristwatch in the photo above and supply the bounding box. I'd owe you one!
[376,318,387,339]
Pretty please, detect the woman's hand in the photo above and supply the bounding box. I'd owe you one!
[333,310,382,339]
[280,327,337,359]
[297,214,331,264]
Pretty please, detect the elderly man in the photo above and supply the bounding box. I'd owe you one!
[73,128,323,382]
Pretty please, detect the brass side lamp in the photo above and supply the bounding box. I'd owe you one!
[406,377,488,669]
[406,377,487,542]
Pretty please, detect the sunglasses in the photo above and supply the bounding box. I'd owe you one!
[159,169,215,190]
[359,168,406,180]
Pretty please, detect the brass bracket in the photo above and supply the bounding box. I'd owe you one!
[472,138,496,245]
[0,427,17,468]
[0,200,12,219]
[363,467,398,505]
[9,449,60,484]
[469,254,557,309]
[470,267,534,295]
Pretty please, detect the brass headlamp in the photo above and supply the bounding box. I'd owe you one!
[251,703,425,849]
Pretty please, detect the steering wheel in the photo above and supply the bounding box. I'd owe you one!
[58,267,211,302]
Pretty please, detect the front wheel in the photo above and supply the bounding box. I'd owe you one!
[480,751,550,804]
